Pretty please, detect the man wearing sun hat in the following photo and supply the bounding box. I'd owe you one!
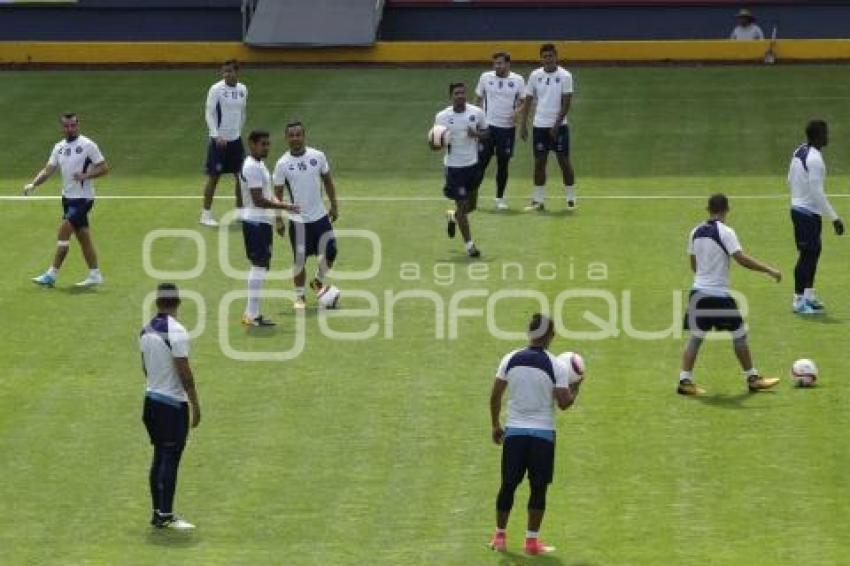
[730,9,764,40]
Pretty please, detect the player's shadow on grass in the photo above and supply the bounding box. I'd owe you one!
[497,551,595,566]
[56,286,101,295]
[478,208,524,217]
[795,314,842,325]
[146,529,200,548]
[691,391,771,410]
[440,253,499,264]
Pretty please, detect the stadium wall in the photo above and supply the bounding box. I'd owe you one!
[5,40,850,65]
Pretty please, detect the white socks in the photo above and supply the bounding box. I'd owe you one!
[47,266,58,277]
[744,368,759,379]
[803,288,815,301]
[566,185,576,202]
[679,370,693,383]
[526,530,539,539]
[533,186,545,203]
[245,266,267,319]
[465,240,476,252]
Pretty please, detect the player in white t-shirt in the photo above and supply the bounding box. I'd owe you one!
[273,121,341,309]
[787,120,844,315]
[24,113,109,288]
[201,60,248,227]
[678,194,781,396]
[474,52,525,210]
[488,314,582,556]
[239,130,300,327]
[431,82,489,258]
[519,44,576,211]
[139,283,201,530]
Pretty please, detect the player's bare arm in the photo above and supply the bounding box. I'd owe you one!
[322,172,339,222]
[174,357,201,428]
[250,186,300,212]
[551,93,572,140]
[690,255,697,273]
[519,96,533,141]
[72,160,109,182]
[490,378,507,444]
[732,251,782,282]
[23,163,58,195]
[833,218,845,235]
[274,182,288,236]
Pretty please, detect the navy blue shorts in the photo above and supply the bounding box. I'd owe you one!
[533,125,570,158]
[791,208,823,253]
[62,197,94,229]
[502,433,556,487]
[205,137,245,176]
[242,221,273,267]
[288,215,337,261]
[479,126,516,160]
[443,165,481,202]
[683,291,744,333]
[143,396,189,449]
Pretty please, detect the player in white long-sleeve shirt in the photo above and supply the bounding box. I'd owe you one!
[201,60,248,227]
[787,120,845,314]
[24,113,109,288]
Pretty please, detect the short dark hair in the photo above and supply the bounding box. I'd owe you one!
[707,193,730,215]
[448,82,465,96]
[806,120,828,144]
[540,43,557,55]
[248,129,270,143]
[223,59,239,70]
[492,51,511,63]
[285,121,305,134]
[528,312,553,339]
[155,282,180,311]
[60,112,77,122]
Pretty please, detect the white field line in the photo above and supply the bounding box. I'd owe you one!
[2,194,850,202]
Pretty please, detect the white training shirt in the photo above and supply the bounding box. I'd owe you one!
[273,147,331,223]
[240,155,275,225]
[434,104,487,168]
[688,219,743,296]
[475,71,525,129]
[496,347,570,431]
[205,79,248,141]
[788,144,839,221]
[47,135,105,199]
[525,66,574,128]
[140,314,190,404]
[730,24,764,40]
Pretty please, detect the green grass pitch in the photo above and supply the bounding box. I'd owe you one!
[1,65,849,565]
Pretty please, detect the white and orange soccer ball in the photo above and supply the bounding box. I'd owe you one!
[428,124,451,148]
[557,351,586,385]
[317,285,341,309]
[791,358,818,388]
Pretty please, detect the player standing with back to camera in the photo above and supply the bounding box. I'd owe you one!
[24,112,108,288]
[431,82,488,257]
[787,119,844,315]
[140,283,201,530]
[273,121,342,310]
[474,51,526,210]
[519,44,576,211]
[488,314,582,556]
[201,59,247,227]
[678,194,782,396]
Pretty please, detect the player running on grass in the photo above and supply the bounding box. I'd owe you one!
[519,43,576,211]
[488,313,582,555]
[678,194,782,396]
[24,112,108,288]
[431,82,488,257]
[273,121,340,310]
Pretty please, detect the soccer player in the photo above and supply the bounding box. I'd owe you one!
[474,52,525,210]
[431,82,488,257]
[488,313,581,555]
[787,120,844,315]
[678,194,782,396]
[240,130,300,326]
[201,59,248,227]
[140,283,201,530]
[519,44,576,211]
[273,121,340,309]
[24,112,108,288]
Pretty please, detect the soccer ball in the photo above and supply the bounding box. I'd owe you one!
[428,124,451,148]
[557,351,586,385]
[317,285,341,309]
[791,358,818,387]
